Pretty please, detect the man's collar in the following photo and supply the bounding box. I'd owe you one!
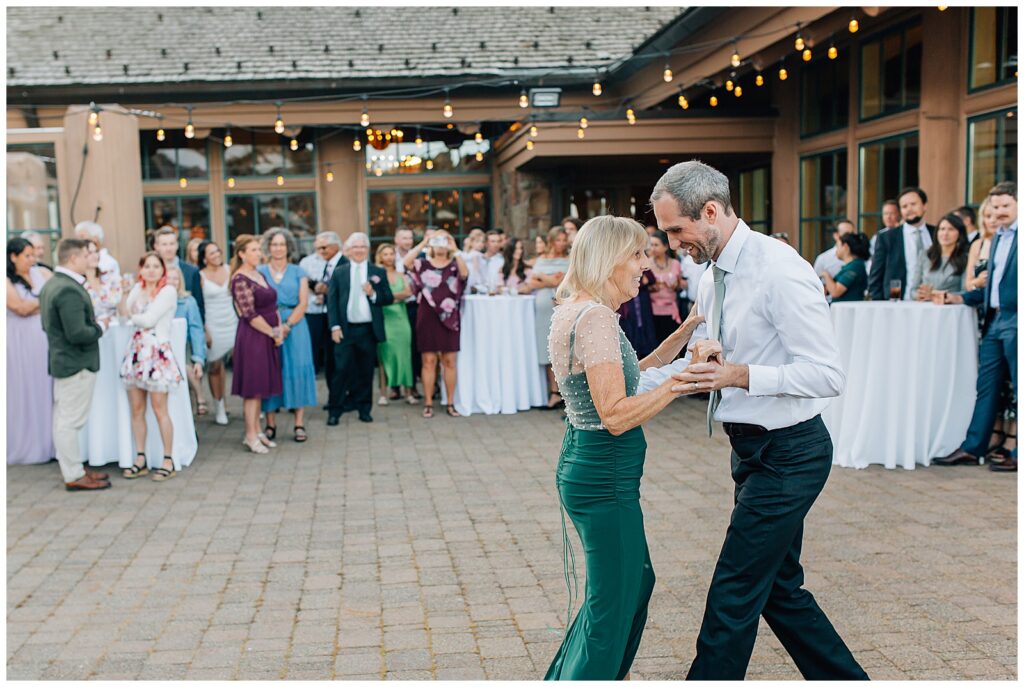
[999,220,1018,234]
[327,251,343,266]
[55,266,86,285]
[712,219,751,274]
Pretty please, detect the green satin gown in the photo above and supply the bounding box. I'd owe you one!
[545,304,655,681]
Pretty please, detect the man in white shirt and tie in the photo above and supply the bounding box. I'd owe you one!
[867,187,935,300]
[299,231,346,378]
[644,161,867,681]
[326,232,393,425]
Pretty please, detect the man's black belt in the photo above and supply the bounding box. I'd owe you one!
[723,422,768,438]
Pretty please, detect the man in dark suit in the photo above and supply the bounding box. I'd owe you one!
[153,225,205,321]
[934,181,1018,471]
[867,187,937,300]
[327,232,394,424]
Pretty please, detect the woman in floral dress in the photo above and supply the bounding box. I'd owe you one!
[403,230,468,418]
[118,252,183,482]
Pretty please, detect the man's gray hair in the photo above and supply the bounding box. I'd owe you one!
[20,230,43,244]
[345,232,370,248]
[74,220,105,243]
[316,231,342,247]
[650,160,733,221]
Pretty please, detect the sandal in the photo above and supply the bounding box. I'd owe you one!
[378,395,390,406]
[388,388,402,401]
[406,395,420,405]
[196,400,208,416]
[446,405,461,418]
[422,405,434,419]
[257,432,277,448]
[123,452,149,479]
[152,456,176,482]
[294,426,307,443]
[244,437,269,454]
[264,425,277,441]
[988,446,1013,464]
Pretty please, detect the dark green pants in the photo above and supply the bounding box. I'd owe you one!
[687,416,868,681]
[546,424,655,680]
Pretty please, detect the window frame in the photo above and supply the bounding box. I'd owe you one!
[363,138,492,178]
[858,18,923,123]
[140,133,210,181]
[857,130,920,232]
[799,50,851,139]
[965,107,1018,206]
[968,6,1019,93]
[799,147,849,256]
[143,194,213,255]
[365,185,492,243]
[736,164,771,233]
[222,191,320,252]
[221,130,318,181]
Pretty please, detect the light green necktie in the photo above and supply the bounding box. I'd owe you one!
[706,264,725,436]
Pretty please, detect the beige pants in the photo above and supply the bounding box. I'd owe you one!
[52,369,96,483]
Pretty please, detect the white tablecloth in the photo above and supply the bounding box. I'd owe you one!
[444,295,547,416]
[79,318,198,470]
[823,302,978,470]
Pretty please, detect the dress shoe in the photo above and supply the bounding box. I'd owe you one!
[989,457,1017,472]
[85,468,109,481]
[65,474,112,492]
[358,412,373,423]
[931,448,980,466]
[327,415,340,426]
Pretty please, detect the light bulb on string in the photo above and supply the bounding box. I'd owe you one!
[802,48,812,62]
[530,124,538,137]
[625,106,636,125]
[848,17,859,33]
[442,89,453,119]
[710,94,718,107]
[425,159,434,170]
[88,105,99,127]
[577,128,585,139]
[276,175,284,186]
[592,79,602,96]
[156,127,165,141]
[179,177,188,189]
[755,73,764,87]
[579,116,588,129]
[730,45,741,68]
[326,167,334,183]
[290,138,299,151]
[663,62,673,82]
[526,139,534,151]
[518,89,529,108]
[778,65,788,81]
[227,177,236,188]
[184,105,195,139]
[92,124,103,141]
[224,126,233,148]
[828,43,838,60]
[360,106,370,128]
[677,93,689,109]
[794,28,805,52]
[353,136,362,151]
[274,103,285,134]
[475,151,484,161]
[938,6,947,11]
[734,85,743,97]
[475,131,483,143]
[726,78,734,92]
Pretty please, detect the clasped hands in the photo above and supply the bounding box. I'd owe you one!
[670,339,749,395]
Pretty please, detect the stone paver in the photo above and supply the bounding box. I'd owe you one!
[7,387,1017,679]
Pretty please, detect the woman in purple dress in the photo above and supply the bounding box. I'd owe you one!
[6,238,55,465]
[230,234,283,454]
[403,230,469,419]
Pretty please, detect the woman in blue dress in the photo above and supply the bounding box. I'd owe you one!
[258,228,318,443]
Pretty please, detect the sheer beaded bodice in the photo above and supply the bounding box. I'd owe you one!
[548,301,641,430]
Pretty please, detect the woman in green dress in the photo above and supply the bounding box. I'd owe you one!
[545,216,705,680]
[822,232,870,303]
[374,243,417,405]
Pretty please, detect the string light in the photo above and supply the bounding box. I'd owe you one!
[223,126,233,148]
[663,62,673,82]
[475,131,483,143]
[755,73,764,87]
[710,94,718,107]
[518,89,529,108]
[577,127,585,139]
[442,89,453,118]
[290,138,299,151]
[184,105,195,139]
[425,159,434,170]
[88,105,99,127]
[592,79,602,96]
[227,177,235,188]
[475,151,484,161]
[179,177,187,189]
[276,175,284,186]
[828,42,838,60]
[734,85,743,97]
[325,165,334,183]
[677,93,689,109]
[726,78,734,91]
[802,48,812,62]
[353,136,362,151]
[415,127,423,147]
[730,44,741,68]
[526,139,534,150]
[92,123,103,141]
[360,102,370,128]
[530,124,538,137]
[938,5,947,11]
[625,106,636,124]
[274,102,285,134]
[778,64,788,81]
[579,116,588,129]
[794,24,805,52]
[848,17,859,33]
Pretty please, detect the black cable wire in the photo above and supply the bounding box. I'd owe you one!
[67,117,91,226]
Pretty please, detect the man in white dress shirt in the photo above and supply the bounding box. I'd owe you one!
[644,161,867,681]
[812,218,856,279]
[468,230,504,292]
[299,231,347,378]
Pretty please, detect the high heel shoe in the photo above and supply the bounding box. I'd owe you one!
[257,432,277,448]
[243,437,269,454]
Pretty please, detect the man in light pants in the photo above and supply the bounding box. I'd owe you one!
[38,238,110,491]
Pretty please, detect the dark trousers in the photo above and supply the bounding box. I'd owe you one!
[329,323,376,416]
[962,311,1018,457]
[305,312,334,381]
[406,301,421,382]
[687,416,868,681]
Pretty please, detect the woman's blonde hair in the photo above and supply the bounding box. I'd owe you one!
[977,197,996,239]
[169,267,189,298]
[231,234,259,275]
[555,215,648,306]
[375,242,395,266]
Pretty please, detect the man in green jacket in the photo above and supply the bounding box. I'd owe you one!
[39,238,110,491]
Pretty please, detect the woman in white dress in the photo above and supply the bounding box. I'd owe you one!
[199,240,238,425]
[528,226,571,409]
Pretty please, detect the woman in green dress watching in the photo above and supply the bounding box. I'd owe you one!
[545,216,705,680]
[822,232,870,303]
[374,243,417,406]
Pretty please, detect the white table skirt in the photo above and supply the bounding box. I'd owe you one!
[79,318,198,470]
[444,295,547,416]
[823,302,978,470]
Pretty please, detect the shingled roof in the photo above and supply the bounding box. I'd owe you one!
[7,6,684,89]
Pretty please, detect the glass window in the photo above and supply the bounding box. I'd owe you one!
[970,7,1018,91]
[738,167,770,233]
[800,51,850,136]
[223,130,314,178]
[365,132,490,176]
[144,195,212,251]
[140,130,208,180]
[858,132,919,232]
[225,193,318,255]
[7,142,61,253]
[368,187,490,243]
[860,21,922,121]
[799,149,849,257]
[967,108,1018,205]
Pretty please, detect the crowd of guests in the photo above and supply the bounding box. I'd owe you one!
[7,180,1016,488]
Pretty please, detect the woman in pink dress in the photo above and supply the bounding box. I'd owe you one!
[648,229,683,345]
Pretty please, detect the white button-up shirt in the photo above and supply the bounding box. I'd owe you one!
[902,221,932,300]
[812,245,843,278]
[990,220,1017,309]
[299,250,343,315]
[346,259,372,324]
[55,266,86,285]
[639,220,846,430]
